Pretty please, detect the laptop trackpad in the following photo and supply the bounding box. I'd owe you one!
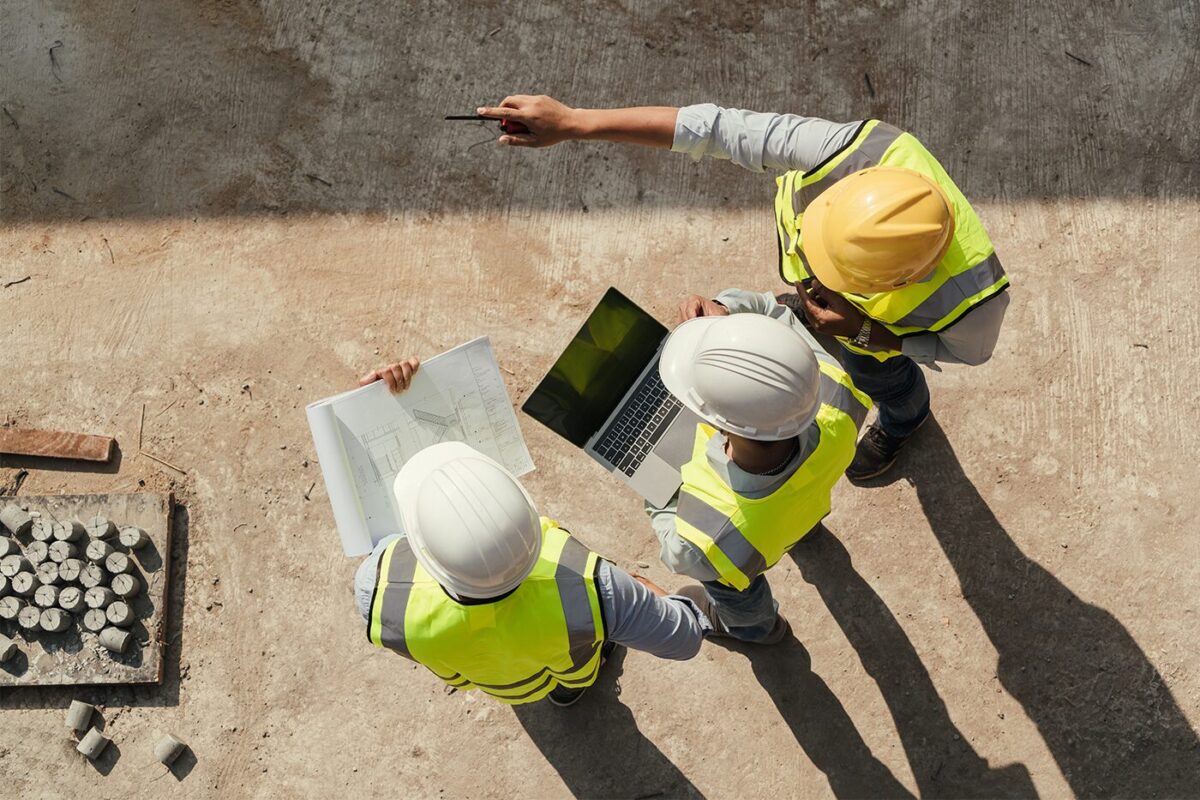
[656,408,702,468]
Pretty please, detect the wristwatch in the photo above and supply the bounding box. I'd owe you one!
[851,318,873,348]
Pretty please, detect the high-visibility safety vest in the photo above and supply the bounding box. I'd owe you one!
[674,362,871,590]
[367,518,607,705]
[774,120,1010,361]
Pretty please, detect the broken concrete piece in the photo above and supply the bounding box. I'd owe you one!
[0,537,20,558]
[36,561,62,585]
[79,562,106,588]
[0,633,17,662]
[17,604,41,630]
[0,596,23,620]
[111,573,141,598]
[65,700,95,731]
[58,586,85,613]
[40,607,71,632]
[30,520,55,542]
[104,551,132,575]
[0,553,31,577]
[82,608,108,632]
[58,558,85,583]
[86,515,118,540]
[118,526,148,550]
[84,539,114,563]
[48,540,79,563]
[52,520,86,543]
[76,727,110,759]
[34,583,60,608]
[25,541,49,565]
[84,586,116,609]
[105,600,133,627]
[98,626,131,653]
[11,572,37,596]
[154,734,188,766]
[0,504,34,537]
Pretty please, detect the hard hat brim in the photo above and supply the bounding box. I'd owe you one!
[798,181,859,294]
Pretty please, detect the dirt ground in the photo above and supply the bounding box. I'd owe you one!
[2,0,1199,797]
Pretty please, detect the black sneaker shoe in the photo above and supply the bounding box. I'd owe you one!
[846,418,925,482]
[547,641,618,707]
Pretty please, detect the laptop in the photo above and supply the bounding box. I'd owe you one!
[522,287,702,507]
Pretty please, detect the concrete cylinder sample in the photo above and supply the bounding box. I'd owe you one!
[0,505,34,537]
[79,562,107,588]
[154,734,188,766]
[36,561,62,586]
[86,515,118,540]
[82,608,108,632]
[0,574,8,597]
[0,633,17,662]
[34,583,60,608]
[105,600,133,627]
[0,554,31,577]
[104,551,132,575]
[58,558,85,583]
[118,526,149,550]
[30,520,55,542]
[48,540,79,563]
[111,573,142,598]
[98,626,132,653]
[0,596,23,620]
[40,608,71,632]
[25,541,49,565]
[58,586,85,613]
[52,520,87,542]
[85,538,115,563]
[11,572,37,596]
[76,727,110,759]
[17,604,42,630]
[0,538,20,558]
[65,700,95,732]
[85,586,116,609]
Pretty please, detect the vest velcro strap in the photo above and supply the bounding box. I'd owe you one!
[890,252,1009,331]
[795,122,903,209]
[676,493,761,591]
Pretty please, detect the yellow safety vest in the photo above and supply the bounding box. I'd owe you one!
[674,362,871,590]
[368,518,607,705]
[774,120,1010,361]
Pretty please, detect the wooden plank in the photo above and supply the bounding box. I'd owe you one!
[0,427,115,462]
[0,493,172,686]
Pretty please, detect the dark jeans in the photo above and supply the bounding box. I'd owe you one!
[702,574,780,642]
[840,347,931,438]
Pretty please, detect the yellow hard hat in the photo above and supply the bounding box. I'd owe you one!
[800,166,955,294]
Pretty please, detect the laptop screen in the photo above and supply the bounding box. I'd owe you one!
[522,288,668,447]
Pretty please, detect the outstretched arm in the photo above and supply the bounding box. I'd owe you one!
[477,95,677,148]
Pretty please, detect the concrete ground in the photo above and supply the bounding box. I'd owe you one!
[2,0,1198,797]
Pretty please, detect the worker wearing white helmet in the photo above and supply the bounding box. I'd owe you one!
[353,359,711,706]
[477,96,1010,480]
[643,300,872,643]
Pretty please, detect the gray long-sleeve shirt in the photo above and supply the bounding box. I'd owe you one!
[671,103,1010,367]
[647,288,858,582]
[355,533,711,662]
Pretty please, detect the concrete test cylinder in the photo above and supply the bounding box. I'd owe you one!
[11,572,37,597]
[40,608,71,632]
[0,505,34,537]
[111,573,141,598]
[0,596,24,620]
[0,574,8,597]
[34,583,60,608]
[52,521,86,543]
[118,526,149,550]
[36,561,61,586]
[48,541,78,563]
[79,563,107,588]
[25,541,49,565]
[84,587,116,609]
[76,727,110,759]
[65,700,95,732]
[155,734,188,766]
[104,551,132,575]
[85,539,114,563]
[82,608,108,632]
[58,586,85,613]
[98,626,132,653]
[0,538,20,558]
[86,515,118,540]
[58,558,85,583]
[0,554,31,577]
[30,520,55,543]
[18,604,42,631]
[105,601,133,627]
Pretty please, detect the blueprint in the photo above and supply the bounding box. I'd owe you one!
[306,337,534,556]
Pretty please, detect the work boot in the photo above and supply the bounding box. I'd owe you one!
[676,585,791,645]
[547,641,618,708]
[846,418,925,482]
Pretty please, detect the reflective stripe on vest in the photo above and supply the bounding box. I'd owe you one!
[367,518,607,705]
[774,120,1010,362]
[673,363,871,590]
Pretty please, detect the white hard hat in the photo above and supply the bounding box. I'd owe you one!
[394,442,541,599]
[659,314,821,441]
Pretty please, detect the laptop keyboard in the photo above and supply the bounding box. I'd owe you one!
[594,368,683,477]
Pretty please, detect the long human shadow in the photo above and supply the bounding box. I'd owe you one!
[512,646,705,799]
[721,634,914,799]
[888,416,1200,797]
[789,531,1035,798]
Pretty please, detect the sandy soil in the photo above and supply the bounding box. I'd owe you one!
[2,1,1198,797]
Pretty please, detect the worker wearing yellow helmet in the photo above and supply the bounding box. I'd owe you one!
[477,97,1010,479]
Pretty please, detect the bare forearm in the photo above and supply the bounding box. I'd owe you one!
[570,106,678,148]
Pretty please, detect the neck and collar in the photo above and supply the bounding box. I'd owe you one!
[724,432,801,476]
